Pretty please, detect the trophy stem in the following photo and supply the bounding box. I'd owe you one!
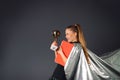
[54,37,58,42]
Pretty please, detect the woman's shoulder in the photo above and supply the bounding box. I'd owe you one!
[60,40,73,46]
[60,40,74,51]
[60,40,81,47]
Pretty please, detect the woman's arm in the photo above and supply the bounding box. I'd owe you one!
[51,41,67,63]
[54,51,57,58]
[56,47,67,64]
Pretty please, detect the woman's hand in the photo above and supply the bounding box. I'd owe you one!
[56,47,63,55]
[51,41,58,46]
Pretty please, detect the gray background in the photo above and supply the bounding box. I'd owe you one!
[0,0,120,80]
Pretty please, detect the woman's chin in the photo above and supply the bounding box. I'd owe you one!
[67,40,71,42]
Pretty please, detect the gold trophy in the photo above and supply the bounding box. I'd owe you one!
[50,30,60,51]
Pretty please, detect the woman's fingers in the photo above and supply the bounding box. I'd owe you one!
[51,41,58,46]
[56,46,62,54]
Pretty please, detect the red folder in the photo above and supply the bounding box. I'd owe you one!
[55,40,74,66]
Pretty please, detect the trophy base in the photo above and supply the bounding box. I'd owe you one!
[50,45,58,51]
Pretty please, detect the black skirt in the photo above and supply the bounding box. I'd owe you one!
[49,64,67,80]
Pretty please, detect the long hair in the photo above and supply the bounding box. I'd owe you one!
[66,24,90,64]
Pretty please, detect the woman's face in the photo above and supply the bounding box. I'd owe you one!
[65,28,77,42]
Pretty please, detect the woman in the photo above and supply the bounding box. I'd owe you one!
[49,24,120,80]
